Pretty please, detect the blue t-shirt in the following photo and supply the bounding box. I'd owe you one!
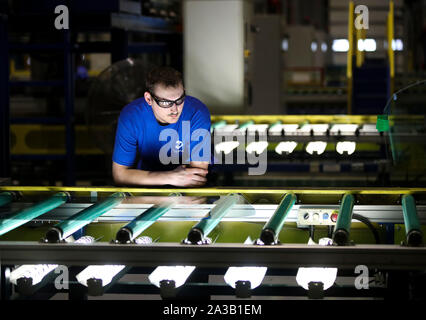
[113,95,211,171]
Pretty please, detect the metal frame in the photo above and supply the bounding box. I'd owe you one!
[1,242,426,270]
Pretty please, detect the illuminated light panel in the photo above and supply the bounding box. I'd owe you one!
[336,141,356,155]
[275,141,298,154]
[247,124,269,135]
[10,236,95,286]
[215,141,240,155]
[330,124,358,135]
[10,264,58,286]
[246,141,268,154]
[306,141,327,155]
[224,266,267,289]
[149,266,196,288]
[214,124,239,133]
[332,39,349,52]
[358,39,376,52]
[296,237,337,291]
[299,124,329,135]
[76,265,126,287]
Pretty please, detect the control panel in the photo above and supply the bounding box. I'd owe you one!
[297,207,339,226]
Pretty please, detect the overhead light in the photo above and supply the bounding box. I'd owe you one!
[246,141,268,154]
[296,267,338,290]
[10,236,95,286]
[358,39,376,52]
[215,141,240,155]
[311,41,318,52]
[275,141,298,154]
[224,237,267,290]
[148,266,196,288]
[332,39,349,52]
[306,141,327,155]
[392,39,403,51]
[296,237,337,291]
[321,42,327,52]
[247,124,269,135]
[10,264,58,286]
[224,266,267,289]
[282,38,289,51]
[330,124,358,135]
[76,265,126,287]
[336,141,356,155]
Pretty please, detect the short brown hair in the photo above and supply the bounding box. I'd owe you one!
[145,66,183,93]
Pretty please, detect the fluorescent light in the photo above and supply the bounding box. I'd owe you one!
[358,39,376,52]
[247,124,269,135]
[10,236,95,286]
[332,39,349,52]
[306,141,327,155]
[215,141,240,155]
[330,124,358,135]
[224,237,267,290]
[296,267,338,290]
[246,141,268,154]
[296,237,337,291]
[10,264,58,286]
[149,266,196,288]
[224,266,267,289]
[336,141,356,155]
[298,124,328,135]
[392,39,403,51]
[76,265,126,287]
[275,141,298,154]
[282,38,289,51]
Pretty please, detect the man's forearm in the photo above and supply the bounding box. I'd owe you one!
[114,168,169,186]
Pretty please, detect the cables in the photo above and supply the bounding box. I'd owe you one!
[352,213,381,244]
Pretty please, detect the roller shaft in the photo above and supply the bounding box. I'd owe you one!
[401,194,423,246]
[332,193,355,245]
[116,201,174,243]
[260,193,297,244]
[0,192,13,207]
[46,192,125,242]
[187,194,240,243]
[0,192,69,236]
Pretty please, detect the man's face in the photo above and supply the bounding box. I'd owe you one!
[144,83,185,124]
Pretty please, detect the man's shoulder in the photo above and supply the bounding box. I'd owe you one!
[185,95,210,115]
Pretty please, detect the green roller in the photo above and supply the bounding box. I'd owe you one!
[268,121,282,131]
[0,192,13,207]
[260,193,297,244]
[116,196,178,243]
[0,192,69,237]
[187,193,240,244]
[401,194,423,246]
[238,120,254,130]
[211,120,227,131]
[45,192,125,243]
[332,193,355,245]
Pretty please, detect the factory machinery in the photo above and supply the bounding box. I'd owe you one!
[1,186,426,300]
[10,115,402,187]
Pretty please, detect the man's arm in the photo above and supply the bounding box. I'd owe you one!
[112,161,208,187]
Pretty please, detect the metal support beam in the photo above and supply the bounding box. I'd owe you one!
[1,242,426,270]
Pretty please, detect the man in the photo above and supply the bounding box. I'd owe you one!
[112,66,211,187]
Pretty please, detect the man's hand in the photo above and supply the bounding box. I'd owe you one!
[170,165,208,187]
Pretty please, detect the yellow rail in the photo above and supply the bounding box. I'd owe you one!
[387,0,395,94]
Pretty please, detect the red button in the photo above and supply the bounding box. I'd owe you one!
[331,213,338,222]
